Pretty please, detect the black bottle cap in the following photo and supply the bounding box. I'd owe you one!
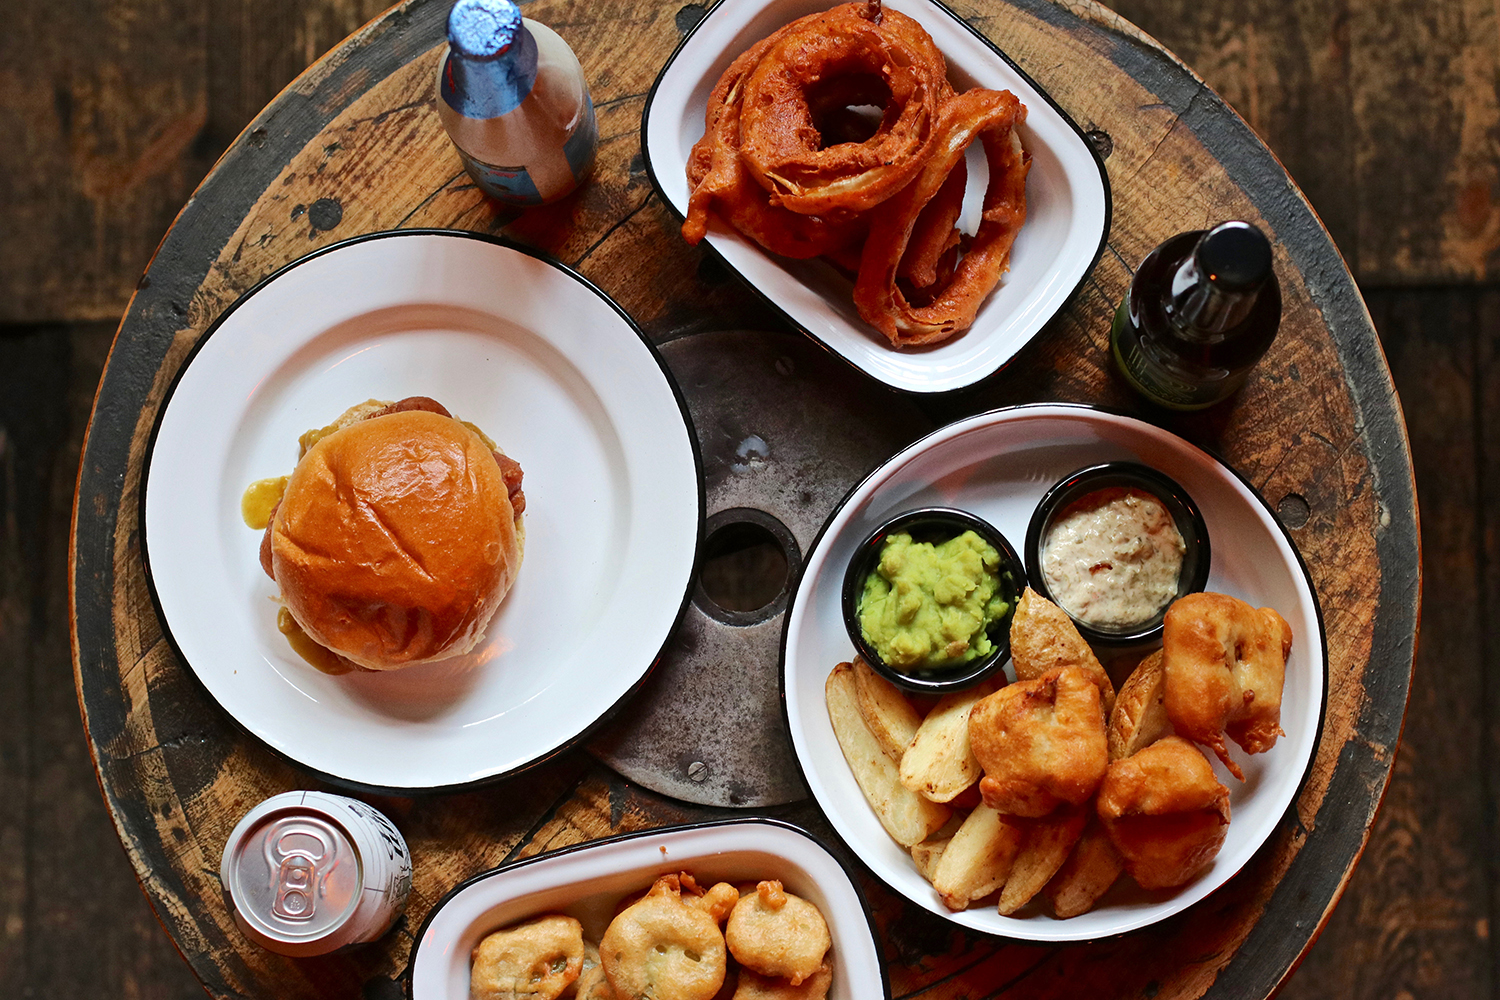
[1194,221,1272,293]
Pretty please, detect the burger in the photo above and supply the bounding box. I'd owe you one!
[257,397,525,671]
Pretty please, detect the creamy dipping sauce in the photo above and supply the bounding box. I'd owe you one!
[1041,487,1185,629]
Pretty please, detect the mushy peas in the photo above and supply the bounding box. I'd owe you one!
[859,530,1014,671]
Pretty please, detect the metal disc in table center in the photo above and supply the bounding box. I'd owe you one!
[588,329,934,807]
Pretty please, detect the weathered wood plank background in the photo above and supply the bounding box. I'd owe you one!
[0,0,1493,997]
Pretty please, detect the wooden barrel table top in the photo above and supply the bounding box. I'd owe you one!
[68,0,1420,996]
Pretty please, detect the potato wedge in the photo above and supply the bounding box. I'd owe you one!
[1042,816,1124,918]
[1010,588,1116,715]
[910,814,964,881]
[931,804,1025,910]
[1108,649,1172,760]
[899,678,1004,802]
[826,663,951,846]
[852,657,922,763]
[996,803,1090,915]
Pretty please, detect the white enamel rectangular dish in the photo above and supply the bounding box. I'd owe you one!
[407,820,887,999]
[642,0,1111,393]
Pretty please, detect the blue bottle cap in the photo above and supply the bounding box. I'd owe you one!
[447,0,523,60]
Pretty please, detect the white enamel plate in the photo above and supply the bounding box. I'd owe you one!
[642,0,1111,393]
[782,404,1326,940]
[142,231,701,792]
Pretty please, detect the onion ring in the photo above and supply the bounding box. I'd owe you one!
[682,21,866,258]
[737,4,947,215]
[853,88,1030,346]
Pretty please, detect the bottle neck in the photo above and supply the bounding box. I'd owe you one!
[1164,253,1259,338]
[441,23,539,119]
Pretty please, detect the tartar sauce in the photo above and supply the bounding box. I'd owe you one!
[1041,487,1185,629]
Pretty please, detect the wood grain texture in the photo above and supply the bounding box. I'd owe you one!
[64,0,1418,997]
[2,0,1493,326]
[1275,288,1494,1000]
[1100,0,1500,284]
[0,324,205,999]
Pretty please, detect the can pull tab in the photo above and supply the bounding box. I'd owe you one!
[270,833,327,922]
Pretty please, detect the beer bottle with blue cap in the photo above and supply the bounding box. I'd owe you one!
[437,0,598,206]
[1110,221,1283,410]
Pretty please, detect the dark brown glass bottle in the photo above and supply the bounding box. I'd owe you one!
[1110,221,1281,410]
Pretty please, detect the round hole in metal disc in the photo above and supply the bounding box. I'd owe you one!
[694,507,801,626]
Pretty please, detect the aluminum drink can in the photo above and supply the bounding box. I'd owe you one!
[220,790,413,956]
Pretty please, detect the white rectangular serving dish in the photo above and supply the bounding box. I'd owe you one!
[642,0,1111,393]
[408,820,887,999]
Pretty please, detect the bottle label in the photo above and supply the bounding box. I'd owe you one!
[1111,302,1225,410]
[458,95,596,207]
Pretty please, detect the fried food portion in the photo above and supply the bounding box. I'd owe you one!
[600,875,727,1000]
[732,964,833,1000]
[680,874,740,926]
[471,914,585,1000]
[899,677,1003,802]
[1097,737,1231,890]
[1042,815,1124,918]
[1108,649,1172,761]
[996,803,1089,915]
[1009,588,1115,715]
[826,662,952,844]
[725,881,831,987]
[969,666,1108,817]
[1162,592,1293,779]
[930,803,1025,910]
[573,965,616,1000]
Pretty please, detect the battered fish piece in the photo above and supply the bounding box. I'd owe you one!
[1010,588,1116,715]
[725,881,831,986]
[601,875,727,1000]
[1097,737,1230,890]
[732,964,833,1000]
[1162,592,1293,779]
[471,914,585,1000]
[969,666,1108,817]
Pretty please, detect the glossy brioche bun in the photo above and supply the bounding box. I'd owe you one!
[270,409,522,671]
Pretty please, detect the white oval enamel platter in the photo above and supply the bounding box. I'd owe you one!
[142,231,701,792]
[408,820,887,1000]
[782,404,1325,940]
[641,0,1110,394]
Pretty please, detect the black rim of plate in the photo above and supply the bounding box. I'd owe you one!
[402,817,893,1000]
[136,227,707,796]
[637,0,1114,396]
[775,401,1331,939]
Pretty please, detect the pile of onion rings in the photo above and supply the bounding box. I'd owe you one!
[682,0,1030,348]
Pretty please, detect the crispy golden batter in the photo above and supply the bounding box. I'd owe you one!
[573,965,616,1000]
[1097,737,1230,890]
[969,666,1108,817]
[1108,649,1172,761]
[732,964,833,1000]
[1162,592,1293,779]
[724,881,831,986]
[600,876,727,1000]
[680,874,740,926]
[470,914,585,1000]
[1009,588,1116,715]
